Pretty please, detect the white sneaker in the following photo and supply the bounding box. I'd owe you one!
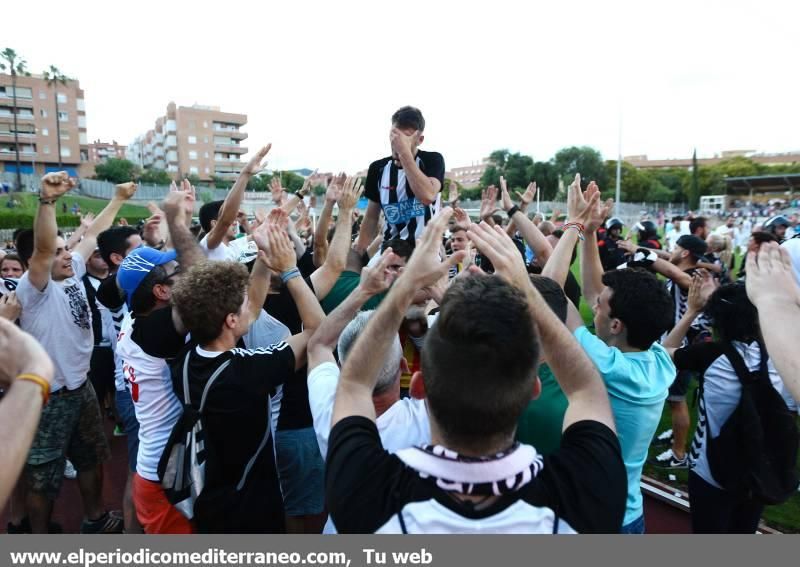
[657,428,673,441]
[649,448,688,469]
[64,460,77,479]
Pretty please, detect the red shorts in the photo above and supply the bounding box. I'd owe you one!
[132,473,195,534]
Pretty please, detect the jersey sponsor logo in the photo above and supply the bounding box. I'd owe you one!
[65,283,91,330]
[122,361,139,402]
[383,198,426,225]
[1,277,17,294]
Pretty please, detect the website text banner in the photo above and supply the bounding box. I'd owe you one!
[0,535,791,567]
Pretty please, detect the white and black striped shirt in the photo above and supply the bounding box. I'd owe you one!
[364,151,445,244]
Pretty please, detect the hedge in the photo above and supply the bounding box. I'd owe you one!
[0,213,149,229]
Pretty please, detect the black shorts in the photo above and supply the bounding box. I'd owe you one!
[668,370,692,402]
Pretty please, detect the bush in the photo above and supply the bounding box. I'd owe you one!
[0,213,148,229]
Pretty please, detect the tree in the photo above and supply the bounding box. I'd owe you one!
[553,146,608,189]
[480,164,501,188]
[94,158,140,184]
[480,150,534,190]
[713,156,764,178]
[138,168,172,185]
[0,48,30,191]
[528,161,559,200]
[43,65,68,169]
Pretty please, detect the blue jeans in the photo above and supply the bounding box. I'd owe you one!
[115,387,140,473]
[621,514,645,534]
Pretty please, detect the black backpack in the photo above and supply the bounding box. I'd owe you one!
[158,352,272,520]
[705,341,799,504]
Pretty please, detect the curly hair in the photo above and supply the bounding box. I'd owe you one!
[171,261,250,345]
[601,268,673,350]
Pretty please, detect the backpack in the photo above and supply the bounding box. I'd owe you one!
[158,351,272,520]
[705,341,799,504]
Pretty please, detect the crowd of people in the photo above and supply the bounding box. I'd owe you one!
[0,106,798,535]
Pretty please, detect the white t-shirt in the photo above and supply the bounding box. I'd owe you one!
[199,234,255,263]
[308,362,430,457]
[664,226,687,252]
[116,311,184,482]
[782,238,800,287]
[17,252,92,392]
[308,361,431,534]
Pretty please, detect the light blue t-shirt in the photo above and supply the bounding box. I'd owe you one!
[574,326,675,527]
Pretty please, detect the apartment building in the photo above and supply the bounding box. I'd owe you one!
[86,139,126,164]
[0,73,88,178]
[128,102,247,181]
[447,158,490,188]
[624,149,800,170]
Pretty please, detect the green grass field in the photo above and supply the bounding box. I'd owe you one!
[0,193,150,219]
[570,252,800,532]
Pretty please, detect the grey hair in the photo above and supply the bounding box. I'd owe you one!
[337,310,404,395]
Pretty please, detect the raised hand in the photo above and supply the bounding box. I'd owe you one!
[242,144,272,176]
[141,214,163,246]
[453,207,471,227]
[687,269,718,313]
[40,171,76,201]
[326,172,346,203]
[270,173,284,204]
[359,248,401,295]
[467,222,530,292]
[338,176,363,211]
[499,176,514,212]
[515,182,537,209]
[0,291,21,322]
[162,190,191,221]
[266,207,289,231]
[448,181,459,205]
[390,127,417,160]
[115,181,138,201]
[79,212,96,230]
[566,175,599,225]
[746,242,800,307]
[260,225,297,273]
[586,197,614,233]
[480,185,499,220]
[398,208,466,290]
[617,238,637,254]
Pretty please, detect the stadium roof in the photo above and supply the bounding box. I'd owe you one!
[724,173,800,194]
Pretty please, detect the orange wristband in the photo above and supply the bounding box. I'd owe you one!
[16,373,50,406]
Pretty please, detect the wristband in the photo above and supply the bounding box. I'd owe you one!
[38,197,57,205]
[562,222,585,241]
[280,267,301,283]
[16,373,50,406]
[506,205,520,218]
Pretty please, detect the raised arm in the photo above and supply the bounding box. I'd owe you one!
[581,195,614,307]
[261,225,326,370]
[65,212,93,251]
[467,221,615,433]
[355,201,382,252]
[313,174,344,267]
[391,128,440,205]
[505,182,536,237]
[662,271,716,355]
[207,144,271,250]
[29,172,76,291]
[500,178,551,263]
[542,175,599,290]
[163,190,204,270]
[74,182,139,260]
[745,243,800,401]
[307,250,398,370]
[311,177,363,301]
[332,209,465,425]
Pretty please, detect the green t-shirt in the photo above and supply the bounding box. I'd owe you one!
[516,363,568,456]
[321,271,386,314]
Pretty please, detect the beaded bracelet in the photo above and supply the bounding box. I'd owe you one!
[562,222,585,241]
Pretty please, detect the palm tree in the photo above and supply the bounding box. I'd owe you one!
[43,65,68,169]
[0,48,31,191]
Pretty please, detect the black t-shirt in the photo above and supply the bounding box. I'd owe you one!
[132,306,187,360]
[96,273,126,310]
[264,276,316,431]
[598,236,626,272]
[170,343,296,533]
[326,417,626,533]
[364,150,445,243]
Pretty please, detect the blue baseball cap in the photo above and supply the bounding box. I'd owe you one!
[117,247,178,307]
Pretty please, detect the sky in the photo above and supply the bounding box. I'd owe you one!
[5,0,799,174]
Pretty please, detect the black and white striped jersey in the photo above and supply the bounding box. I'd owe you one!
[364,151,445,244]
[326,417,626,533]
